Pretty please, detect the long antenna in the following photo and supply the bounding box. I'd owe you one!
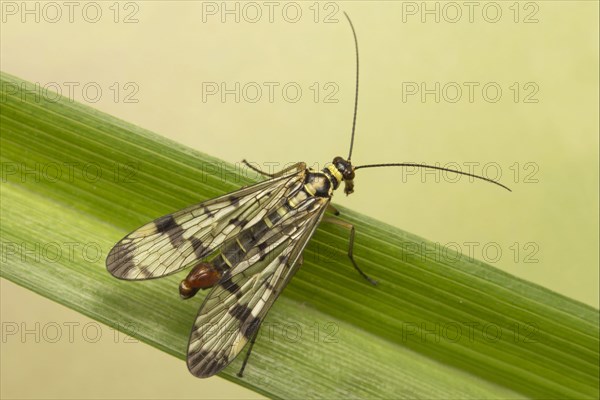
[354,163,512,191]
[344,11,359,161]
[343,14,509,193]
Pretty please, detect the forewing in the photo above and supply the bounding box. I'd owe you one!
[186,197,329,377]
[106,172,303,280]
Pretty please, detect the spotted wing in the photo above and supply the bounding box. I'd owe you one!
[106,170,304,280]
[186,195,329,377]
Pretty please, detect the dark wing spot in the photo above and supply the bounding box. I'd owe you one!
[256,241,270,261]
[136,265,153,279]
[154,215,185,247]
[106,241,137,278]
[190,237,207,259]
[242,317,261,339]
[155,214,177,232]
[229,217,244,227]
[187,349,229,378]
[202,205,215,218]
[229,304,253,322]
[221,280,242,299]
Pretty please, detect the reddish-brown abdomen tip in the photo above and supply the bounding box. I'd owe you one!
[179,262,222,299]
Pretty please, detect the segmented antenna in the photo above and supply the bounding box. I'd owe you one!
[354,163,512,191]
[344,11,359,161]
[342,13,510,192]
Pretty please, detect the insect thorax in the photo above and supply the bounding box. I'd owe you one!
[304,165,342,198]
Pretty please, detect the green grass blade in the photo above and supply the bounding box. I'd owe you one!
[1,71,598,399]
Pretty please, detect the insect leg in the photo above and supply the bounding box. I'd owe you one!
[242,160,306,178]
[322,217,378,286]
[237,323,262,378]
[326,204,341,216]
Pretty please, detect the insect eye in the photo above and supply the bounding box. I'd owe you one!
[332,156,346,169]
[344,169,355,180]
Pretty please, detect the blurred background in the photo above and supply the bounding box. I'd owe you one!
[1,1,598,398]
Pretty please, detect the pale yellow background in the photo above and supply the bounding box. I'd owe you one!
[1,1,598,399]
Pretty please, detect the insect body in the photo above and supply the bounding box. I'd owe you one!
[107,158,358,377]
[106,12,509,379]
[178,158,353,299]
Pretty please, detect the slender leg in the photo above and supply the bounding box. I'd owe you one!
[242,160,305,178]
[326,203,341,216]
[322,217,378,286]
[237,325,261,378]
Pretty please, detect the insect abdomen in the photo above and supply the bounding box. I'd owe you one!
[214,203,294,269]
[179,263,222,299]
[304,172,332,198]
